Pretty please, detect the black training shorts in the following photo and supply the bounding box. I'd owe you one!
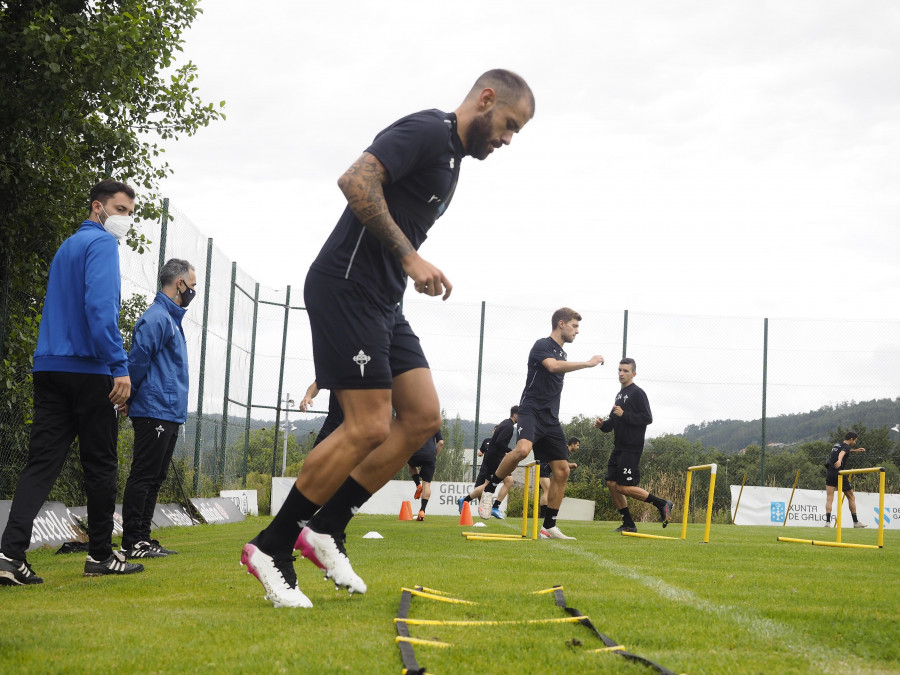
[606,446,643,486]
[825,469,852,491]
[305,268,429,390]
[516,408,569,464]
[408,448,437,482]
[539,462,551,479]
[476,450,506,485]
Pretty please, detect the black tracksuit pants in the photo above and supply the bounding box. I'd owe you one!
[121,418,179,549]
[1,371,119,561]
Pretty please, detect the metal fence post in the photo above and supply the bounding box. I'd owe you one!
[271,286,291,477]
[242,282,260,488]
[219,262,237,488]
[193,238,214,495]
[472,301,486,482]
[156,198,169,290]
[622,309,629,358]
[761,317,768,485]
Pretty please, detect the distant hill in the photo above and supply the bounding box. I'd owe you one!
[682,398,900,452]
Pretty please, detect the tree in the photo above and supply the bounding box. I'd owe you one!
[0,1,223,485]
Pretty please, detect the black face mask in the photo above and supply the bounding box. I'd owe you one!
[178,282,196,308]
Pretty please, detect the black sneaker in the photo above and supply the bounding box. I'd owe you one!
[122,541,168,559]
[613,524,637,533]
[149,539,178,555]
[0,553,44,585]
[659,500,675,528]
[84,551,144,576]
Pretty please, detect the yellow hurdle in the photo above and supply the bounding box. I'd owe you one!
[464,461,540,541]
[681,463,717,544]
[778,466,886,550]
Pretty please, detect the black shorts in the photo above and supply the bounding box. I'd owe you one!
[476,450,505,485]
[606,447,642,486]
[313,391,344,447]
[539,462,551,479]
[825,470,852,491]
[408,448,436,482]
[305,268,429,390]
[516,409,569,463]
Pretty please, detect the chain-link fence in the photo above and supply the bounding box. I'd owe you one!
[2,201,899,519]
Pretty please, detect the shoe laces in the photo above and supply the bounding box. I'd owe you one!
[272,555,299,588]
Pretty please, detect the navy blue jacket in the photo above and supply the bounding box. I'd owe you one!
[33,220,128,376]
[127,291,189,423]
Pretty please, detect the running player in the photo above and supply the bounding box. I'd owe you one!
[478,308,603,539]
[408,429,443,520]
[459,408,518,518]
[240,70,535,608]
[824,431,867,528]
[594,358,672,533]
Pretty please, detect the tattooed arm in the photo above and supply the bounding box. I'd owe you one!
[337,152,453,299]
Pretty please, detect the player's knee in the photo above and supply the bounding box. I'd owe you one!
[509,446,529,462]
[503,476,514,487]
[344,417,391,449]
[554,464,570,481]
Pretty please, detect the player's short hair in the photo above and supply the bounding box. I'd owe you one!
[159,258,195,288]
[510,405,519,416]
[89,179,135,212]
[470,69,535,117]
[844,431,859,441]
[568,437,580,446]
[551,307,581,329]
[620,358,636,373]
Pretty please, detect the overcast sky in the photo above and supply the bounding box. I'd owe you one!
[150,1,900,431]
[159,0,900,322]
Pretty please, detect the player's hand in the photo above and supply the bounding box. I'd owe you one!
[593,417,604,428]
[586,354,604,367]
[834,461,842,469]
[402,251,453,300]
[478,451,484,456]
[612,405,624,417]
[857,447,866,452]
[117,404,129,417]
[568,462,578,470]
[299,395,314,412]
[109,375,131,406]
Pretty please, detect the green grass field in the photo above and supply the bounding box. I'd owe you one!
[1,515,897,674]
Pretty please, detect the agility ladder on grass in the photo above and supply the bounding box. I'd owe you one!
[394,584,680,675]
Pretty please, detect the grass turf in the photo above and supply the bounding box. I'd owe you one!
[1,515,897,674]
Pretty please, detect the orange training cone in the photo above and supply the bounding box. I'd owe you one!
[459,500,474,526]
[399,500,413,521]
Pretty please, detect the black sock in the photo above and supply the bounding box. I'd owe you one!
[463,495,473,503]
[619,507,635,526]
[542,507,559,530]
[851,513,858,523]
[492,500,501,509]
[412,475,421,486]
[484,475,499,494]
[257,485,320,555]
[539,505,546,519]
[825,512,831,522]
[308,477,372,536]
[644,493,666,508]
[420,498,428,513]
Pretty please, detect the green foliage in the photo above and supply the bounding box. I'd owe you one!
[119,292,149,352]
[0,1,224,477]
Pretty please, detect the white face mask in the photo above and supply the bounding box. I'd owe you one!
[100,204,134,241]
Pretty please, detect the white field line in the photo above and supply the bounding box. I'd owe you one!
[568,548,881,674]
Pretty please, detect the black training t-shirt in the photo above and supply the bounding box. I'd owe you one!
[487,418,516,456]
[310,109,464,304]
[519,337,567,421]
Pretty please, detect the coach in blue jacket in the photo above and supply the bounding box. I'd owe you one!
[120,259,195,559]
[0,180,145,586]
